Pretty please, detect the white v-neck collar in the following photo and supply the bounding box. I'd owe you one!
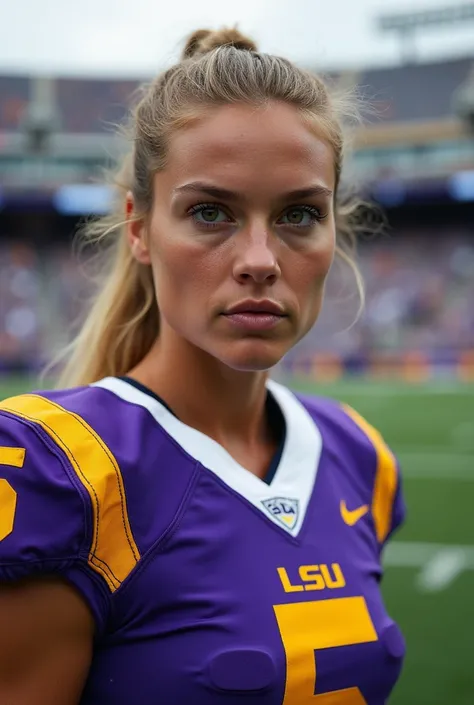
[92,377,322,536]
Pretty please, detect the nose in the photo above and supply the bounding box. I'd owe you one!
[232,223,281,286]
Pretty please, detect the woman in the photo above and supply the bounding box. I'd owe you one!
[0,28,405,705]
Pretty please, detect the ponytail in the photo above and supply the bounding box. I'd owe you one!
[53,165,159,387]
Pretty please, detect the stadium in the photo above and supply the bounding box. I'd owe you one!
[0,4,473,704]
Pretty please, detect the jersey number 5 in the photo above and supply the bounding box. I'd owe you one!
[274,596,377,704]
[0,447,25,541]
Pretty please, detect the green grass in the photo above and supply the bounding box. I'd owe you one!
[384,568,474,705]
[0,375,48,400]
[1,374,473,704]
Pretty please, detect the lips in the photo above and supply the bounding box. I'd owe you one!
[223,300,286,316]
[221,300,287,332]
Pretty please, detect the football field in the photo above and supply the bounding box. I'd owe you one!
[1,375,473,705]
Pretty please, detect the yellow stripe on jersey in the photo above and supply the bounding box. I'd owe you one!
[341,404,398,543]
[0,394,140,591]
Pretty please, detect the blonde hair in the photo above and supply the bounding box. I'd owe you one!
[56,27,366,388]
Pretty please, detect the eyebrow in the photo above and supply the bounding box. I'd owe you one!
[173,181,333,201]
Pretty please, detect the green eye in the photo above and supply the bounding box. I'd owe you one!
[286,209,305,225]
[279,206,322,228]
[191,205,229,225]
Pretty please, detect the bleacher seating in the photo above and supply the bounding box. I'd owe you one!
[0,75,30,132]
[359,57,473,122]
[1,233,472,372]
[1,56,472,133]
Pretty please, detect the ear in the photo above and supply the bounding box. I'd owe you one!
[126,192,151,265]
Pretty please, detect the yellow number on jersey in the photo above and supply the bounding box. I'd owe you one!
[274,596,377,704]
[0,447,25,541]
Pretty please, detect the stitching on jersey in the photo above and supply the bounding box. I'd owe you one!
[0,408,91,561]
[1,404,120,588]
[94,384,211,475]
[339,402,398,545]
[108,459,202,599]
[0,401,135,590]
[35,396,139,564]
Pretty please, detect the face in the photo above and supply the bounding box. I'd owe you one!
[129,101,336,371]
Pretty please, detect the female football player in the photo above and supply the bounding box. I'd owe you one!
[0,28,405,705]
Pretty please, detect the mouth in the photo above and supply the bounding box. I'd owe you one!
[222,300,287,331]
[224,299,286,316]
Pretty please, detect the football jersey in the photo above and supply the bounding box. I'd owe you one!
[0,377,405,705]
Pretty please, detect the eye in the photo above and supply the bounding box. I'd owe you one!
[278,205,324,228]
[188,203,232,227]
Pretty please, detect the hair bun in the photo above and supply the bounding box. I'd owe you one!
[182,27,258,59]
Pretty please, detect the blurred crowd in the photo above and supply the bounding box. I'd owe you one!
[1,56,472,134]
[299,231,474,359]
[1,232,473,374]
[0,243,89,372]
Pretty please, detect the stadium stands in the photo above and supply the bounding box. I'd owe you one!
[304,230,474,361]
[0,243,43,371]
[1,56,473,133]
[1,233,472,376]
[359,57,474,122]
[55,78,141,133]
[0,75,30,132]
[1,55,473,376]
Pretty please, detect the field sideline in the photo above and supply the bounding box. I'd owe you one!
[1,375,473,704]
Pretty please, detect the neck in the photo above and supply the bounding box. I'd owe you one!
[128,335,272,448]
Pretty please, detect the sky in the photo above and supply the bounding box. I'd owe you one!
[0,0,474,77]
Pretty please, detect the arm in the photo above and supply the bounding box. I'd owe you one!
[0,577,94,705]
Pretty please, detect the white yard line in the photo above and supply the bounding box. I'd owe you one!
[385,541,474,592]
[386,541,474,564]
[416,549,467,593]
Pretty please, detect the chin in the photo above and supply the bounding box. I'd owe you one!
[216,340,288,373]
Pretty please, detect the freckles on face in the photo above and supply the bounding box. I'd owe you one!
[146,101,337,365]
[149,224,231,340]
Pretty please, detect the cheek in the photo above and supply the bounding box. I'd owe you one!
[288,230,335,339]
[149,233,225,322]
[295,229,336,297]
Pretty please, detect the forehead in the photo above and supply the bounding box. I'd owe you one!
[161,101,335,195]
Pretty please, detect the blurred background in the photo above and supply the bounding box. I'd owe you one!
[0,1,473,703]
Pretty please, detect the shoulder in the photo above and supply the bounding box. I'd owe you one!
[0,389,91,582]
[280,385,405,544]
[296,391,392,460]
[0,385,116,472]
[0,389,89,525]
[0,385,141,594]
[0,380,199,587]
[273,382,389,454]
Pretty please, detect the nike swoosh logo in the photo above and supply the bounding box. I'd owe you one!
[340,500,369,526]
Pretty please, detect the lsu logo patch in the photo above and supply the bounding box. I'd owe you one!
[262,497,299,531]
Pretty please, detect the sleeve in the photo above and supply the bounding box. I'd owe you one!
[0,408,111,634]
[339,402,406,548]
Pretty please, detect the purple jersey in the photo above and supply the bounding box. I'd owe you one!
[0,377,405,704]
